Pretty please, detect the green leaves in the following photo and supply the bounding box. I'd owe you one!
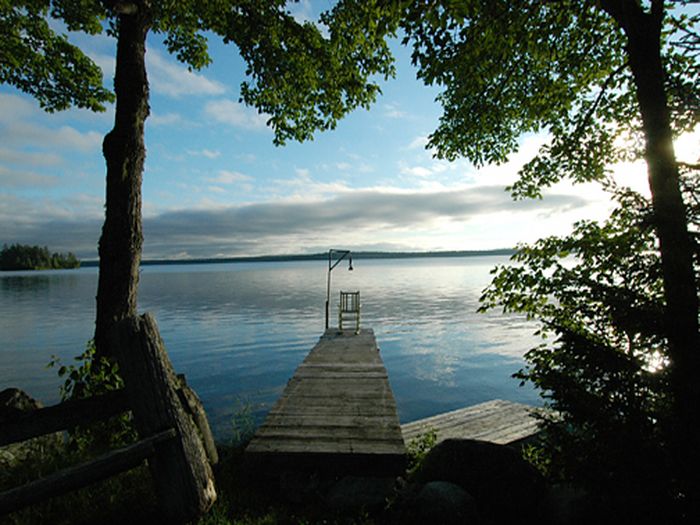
[0,1,113,111]
[399,1,700,196]
[208,0,398,145]
[479,184,679,486]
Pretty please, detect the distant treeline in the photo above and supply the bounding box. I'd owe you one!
[81,249,516,267]
[0,244,80,271]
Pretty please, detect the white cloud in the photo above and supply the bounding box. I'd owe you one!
[288,0,315,23]
[0,166,60,188]
[208,170,253,184]
[203,99,269,130]
[384,103,409,119]
[336,162,351,170]
[0,93,39,120]
[399,160,451,179]
[187,148,221,159]
[401,166,433,178]
[0,147,62,167]
[147,50,226,98]
[1,122,102,152]
[407,135,429,150]
[150,112,184,126]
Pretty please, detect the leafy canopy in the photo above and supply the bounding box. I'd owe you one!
[1,1,399,144]
[398,0,700,197]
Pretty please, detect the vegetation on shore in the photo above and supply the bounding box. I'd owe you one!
[78,249,517,268]
[0,244,79,272]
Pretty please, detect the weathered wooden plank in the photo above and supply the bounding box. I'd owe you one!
[255,424,402,441]
[0,389,129,448]
[246,328,406,467]
[401,400,541,445]
[247,437,405,455]
[0,429,175,516]
[264,414,401,427]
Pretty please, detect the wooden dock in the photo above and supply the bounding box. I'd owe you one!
[245,328,406,475]
[401,399,541,446]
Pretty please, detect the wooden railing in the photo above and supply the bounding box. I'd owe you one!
[0,312,217,522]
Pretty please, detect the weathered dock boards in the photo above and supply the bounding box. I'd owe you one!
[246,328,406,474]
[401,399,541,446]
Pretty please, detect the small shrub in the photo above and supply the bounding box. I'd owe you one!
[406,428,438,476]
[47,340,137,453]
[230,397,257,448]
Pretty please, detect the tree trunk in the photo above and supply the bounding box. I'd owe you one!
[94,7,150,357]
[108,314,216,522]
[604,0,700,508]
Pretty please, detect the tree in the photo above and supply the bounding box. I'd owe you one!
[395,0,700,512]
[0,1,113,112]
[0,243,80,270]
[479,182,681,516]
[2,1,400,356]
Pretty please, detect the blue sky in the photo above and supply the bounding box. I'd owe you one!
[1,2,697,260]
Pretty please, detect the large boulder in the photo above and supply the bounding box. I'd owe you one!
[0,388,42,423]
[325,476,395,512]
[413,481,480,525]
[0,388,56,470]
[413,439,545,524]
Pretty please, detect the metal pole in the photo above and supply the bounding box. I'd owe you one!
[325,250,331,330]
[325,249,351,331]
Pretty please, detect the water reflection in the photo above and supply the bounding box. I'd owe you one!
[0,257,540,440]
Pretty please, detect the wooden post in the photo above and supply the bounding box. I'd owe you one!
[177,374,219,466]
[109,314,216,523]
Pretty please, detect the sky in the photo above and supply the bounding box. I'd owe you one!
[1,2,698,260]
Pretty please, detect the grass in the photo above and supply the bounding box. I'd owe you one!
[1,398,441,524]
[0,433,158,525]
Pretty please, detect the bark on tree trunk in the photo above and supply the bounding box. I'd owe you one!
[94,8,150,357]
[606,0,700,508]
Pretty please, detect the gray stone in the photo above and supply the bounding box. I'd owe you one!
[0,388,42,423]
[413,439,545,523]
[279,470,321,503]
[326,476,395,512]
[414,481,479,525]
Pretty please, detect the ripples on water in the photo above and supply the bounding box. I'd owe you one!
[0,257,540,440]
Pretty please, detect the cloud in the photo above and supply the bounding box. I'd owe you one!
[407,135,429,150]
[1,122,103,152]
[399,160,451,179]
[288,0,315,23]
[207,170,252,184]
[204,99,269,130]
[187,148,221,159]
[384,103,409,119]
[0,148,62,167]
[0,166,60,188]
[150,112,184,126]
[147,50,226,98]
[0,93,38,120]
[0,185,589,259]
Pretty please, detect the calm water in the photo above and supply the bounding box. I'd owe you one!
[0,256,540,439]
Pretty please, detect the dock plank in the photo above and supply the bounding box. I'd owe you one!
[401,400,542,446]
[246,329,406,474]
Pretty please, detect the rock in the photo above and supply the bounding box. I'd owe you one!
[326,476,395,512]
[413,439,545,523]
[414,481,479,525]
[0,388,60,471]
[0,388,42,423]
[279,470,321,503]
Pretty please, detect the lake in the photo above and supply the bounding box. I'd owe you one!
[0,256,541,440]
